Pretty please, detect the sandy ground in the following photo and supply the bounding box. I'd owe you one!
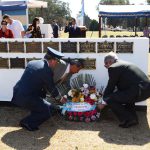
[0,102,149,150]
[0,55,150,150]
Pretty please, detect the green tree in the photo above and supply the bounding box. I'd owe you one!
[89,20,99,31]
[28,0,71,27]
[84,14,92,29]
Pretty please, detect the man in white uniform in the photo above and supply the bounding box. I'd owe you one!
[3,14,25,38]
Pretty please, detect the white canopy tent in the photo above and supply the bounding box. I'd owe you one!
[0,0,47,26]
[27,0,47,8]
[99,5,150,17]
[98,5,150,37]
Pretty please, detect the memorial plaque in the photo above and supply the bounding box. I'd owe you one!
[61,42,77,53]
[26,42,42,53]
[0,42,8,53]
[79,42,95,53]
[0,58,9,68]
[98,41,114,53]
[116,41,133,53]
[43,42,59,52]
[10,58,25,68]
[9,41,24,53]
[83,58,96,69]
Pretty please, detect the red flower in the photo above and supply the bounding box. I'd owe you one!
[68,112,72,116]
[84,111,90,117]
[78,112,83,117]
[73,112,77,116]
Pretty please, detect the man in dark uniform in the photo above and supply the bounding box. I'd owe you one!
[98,52,150,128]
[52,20,59,38]
[11,47,64,131]
[64,18,81,38]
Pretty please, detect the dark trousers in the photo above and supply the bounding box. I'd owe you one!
[12,96,54,128]
[106,86,140,122]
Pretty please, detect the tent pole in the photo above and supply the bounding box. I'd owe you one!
[99,16,101,37]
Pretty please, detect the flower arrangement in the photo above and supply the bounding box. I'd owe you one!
[61,78,103,122]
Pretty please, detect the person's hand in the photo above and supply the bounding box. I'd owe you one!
[60,97,67,104]
[31,26,34,31]
[97,103,106,110]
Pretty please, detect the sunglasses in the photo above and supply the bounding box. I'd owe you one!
[1,24,7,25]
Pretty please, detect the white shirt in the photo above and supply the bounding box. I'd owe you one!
[8,19,24,38]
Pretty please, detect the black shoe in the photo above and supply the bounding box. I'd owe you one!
[119,119,139,128]
[19,122,39,131]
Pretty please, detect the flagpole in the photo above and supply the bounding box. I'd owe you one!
[81,0,84,26]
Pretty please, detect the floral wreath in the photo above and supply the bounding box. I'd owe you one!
[61,74,104,122]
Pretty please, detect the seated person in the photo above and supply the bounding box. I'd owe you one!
[0,20,14,38]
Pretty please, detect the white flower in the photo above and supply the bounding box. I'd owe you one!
[90,93,97,100]
[83,84,88,89]
[63,95,67,99]
[80,97,84,102]
[68,90,73,97]
[80,87,84,92]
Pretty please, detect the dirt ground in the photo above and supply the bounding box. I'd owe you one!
[0,101,149,150]
[0,55,150,150]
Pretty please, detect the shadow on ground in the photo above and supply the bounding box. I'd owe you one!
[0,106,150,150]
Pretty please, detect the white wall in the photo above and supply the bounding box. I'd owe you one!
[0,38,149,106]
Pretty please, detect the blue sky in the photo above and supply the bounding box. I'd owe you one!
[62,0,147,20]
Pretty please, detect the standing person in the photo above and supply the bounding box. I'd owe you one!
[11,47,65,131]
[0,20,14,38]
[98,52,150,128]
[3,14,25,38]
[52,20,59,38]
[64,18,81,38]
[25,17,42,38]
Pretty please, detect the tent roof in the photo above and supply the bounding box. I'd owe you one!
[28,0,47,8]
[0,0,47,10]
[99,5,150,17]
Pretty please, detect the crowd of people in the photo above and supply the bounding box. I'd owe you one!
[0,15,82,39]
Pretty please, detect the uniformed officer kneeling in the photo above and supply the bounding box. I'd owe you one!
[11,47,64,131]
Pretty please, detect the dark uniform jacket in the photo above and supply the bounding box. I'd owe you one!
[64,25,81,38]
[53,24,59,38]
[103,60,150,102]
[12,59,59,107]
